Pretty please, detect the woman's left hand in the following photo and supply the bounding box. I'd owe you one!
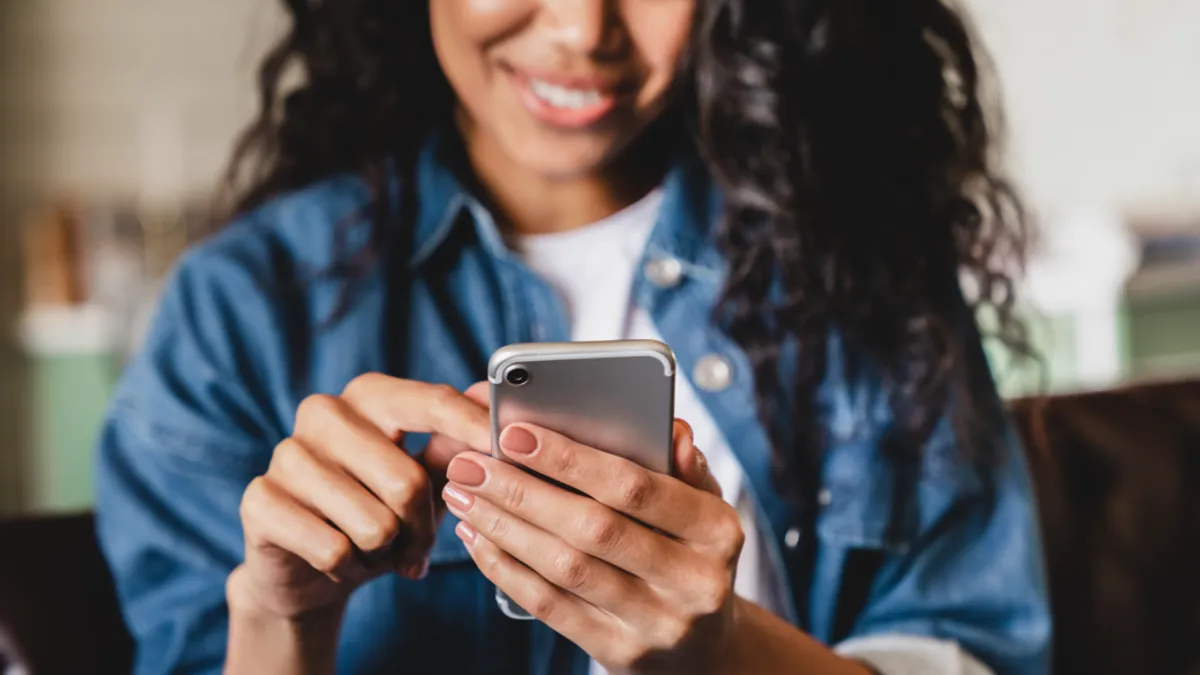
[442,416,744,674]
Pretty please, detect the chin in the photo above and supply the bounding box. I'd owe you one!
[507,139,618,181]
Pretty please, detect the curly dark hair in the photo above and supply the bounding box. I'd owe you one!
[223,0,1031,498]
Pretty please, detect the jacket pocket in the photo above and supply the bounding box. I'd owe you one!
[816,429,986,556]
[816,437,916,554]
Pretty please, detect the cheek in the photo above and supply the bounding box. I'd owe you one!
[626,3,695,101]
[430,0,530,89]
[447,0,531,41]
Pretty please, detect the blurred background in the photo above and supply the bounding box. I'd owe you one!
[0,0,1198,517]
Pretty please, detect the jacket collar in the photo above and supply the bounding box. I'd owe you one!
[407,131,724,275]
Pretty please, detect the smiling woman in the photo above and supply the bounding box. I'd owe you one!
[430,0,692,177]
[94,1,1050,675]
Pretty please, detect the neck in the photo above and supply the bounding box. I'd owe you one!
[455,114,673,236]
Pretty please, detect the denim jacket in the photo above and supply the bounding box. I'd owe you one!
[95,135,1051,675]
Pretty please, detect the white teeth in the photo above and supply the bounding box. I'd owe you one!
[528,78,605,110]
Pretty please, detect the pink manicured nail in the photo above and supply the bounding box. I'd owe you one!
[456,521,477,546]
[447,455,487,487]
[499,426,539,455]
[443,484,475,512]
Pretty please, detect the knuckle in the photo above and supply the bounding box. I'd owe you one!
[358,513,401,551]
[429,383,460,408]
[692,571,732,616]
[269,438,309,476]
[427,383,462,426]
[614,471,654,511]
[342,372,386,398]
[239,477,270,521]
[578,511,623,554]
[313,537,353,575]
[525,586,559,622]
[296,393,341,429]
[549,443,577,478]
[713,513,746,562]
[379,469,424,512]
[550,550,592,591]
[471,539,497,569]
[485,514,510,540]
[497,477,527,511]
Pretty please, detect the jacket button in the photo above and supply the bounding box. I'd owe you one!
[644,256,684,289]
[693,354,733,392]
[784,527,802,550]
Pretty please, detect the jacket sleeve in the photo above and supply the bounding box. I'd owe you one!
[846,419,1051,675]
[94,243,286,675]
[810,333,1053,675]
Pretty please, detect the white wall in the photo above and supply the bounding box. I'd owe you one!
[0,0,282,205]
[965,0,1200,221]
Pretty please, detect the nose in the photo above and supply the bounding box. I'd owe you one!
[542,0,621,55]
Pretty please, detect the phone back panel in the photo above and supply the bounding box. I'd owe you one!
[487,341,675,619]
[489,340,676,475]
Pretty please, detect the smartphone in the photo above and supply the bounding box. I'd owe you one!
[487,339,677,619]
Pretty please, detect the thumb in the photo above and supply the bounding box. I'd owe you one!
[419,382,491,525]
[463,380,491,407]
[421,381,492,478]
[673,419,722,498]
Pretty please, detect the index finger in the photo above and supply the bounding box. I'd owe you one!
[496,423,728,544]
[338,374,491,452]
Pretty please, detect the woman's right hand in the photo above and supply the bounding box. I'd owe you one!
[228,375,491,620]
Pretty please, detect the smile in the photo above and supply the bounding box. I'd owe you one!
[527,78,607,110]
[507,68,625,130]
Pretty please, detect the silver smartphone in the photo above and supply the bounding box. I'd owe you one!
[487,339,677,620]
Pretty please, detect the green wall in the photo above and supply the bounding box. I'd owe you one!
[26,353,118,512]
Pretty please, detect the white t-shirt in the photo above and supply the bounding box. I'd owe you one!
[516,190,992,675]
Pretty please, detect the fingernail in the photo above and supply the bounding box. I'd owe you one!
[456,521,477,546]
[500,426,538,455]
[401,557,430,580]
[400,552,429,578]
[696,448,709,473]
[447,455,487,487]
[678,419,695,443]
[443,483,475,512]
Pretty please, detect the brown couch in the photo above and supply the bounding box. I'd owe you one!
[1011,379,1200,675]
[0,513,132,675]
[2,379,1199,674]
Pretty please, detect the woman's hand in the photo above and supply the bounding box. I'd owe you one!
[228,375,490,621]
[442,416,744,674]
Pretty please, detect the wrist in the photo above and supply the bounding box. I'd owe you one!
[226,567,344,675]
[710,598,872,675]
[708,597,748,674]
[226,565,345,626]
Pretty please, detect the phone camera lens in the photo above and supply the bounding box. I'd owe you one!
[505,366,530,386]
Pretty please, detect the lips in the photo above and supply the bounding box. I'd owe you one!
[527,78,607,111]
[504,66,630,130]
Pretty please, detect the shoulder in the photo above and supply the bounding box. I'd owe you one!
[816,323,1013,484]
[114,175,378,445]
[814,327,1028,556]
[192,174,373,280]
[148,175,374,360]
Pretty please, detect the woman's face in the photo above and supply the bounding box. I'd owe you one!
[430,0,695,180]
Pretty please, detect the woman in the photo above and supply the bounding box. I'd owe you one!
[95,1,1050,674]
